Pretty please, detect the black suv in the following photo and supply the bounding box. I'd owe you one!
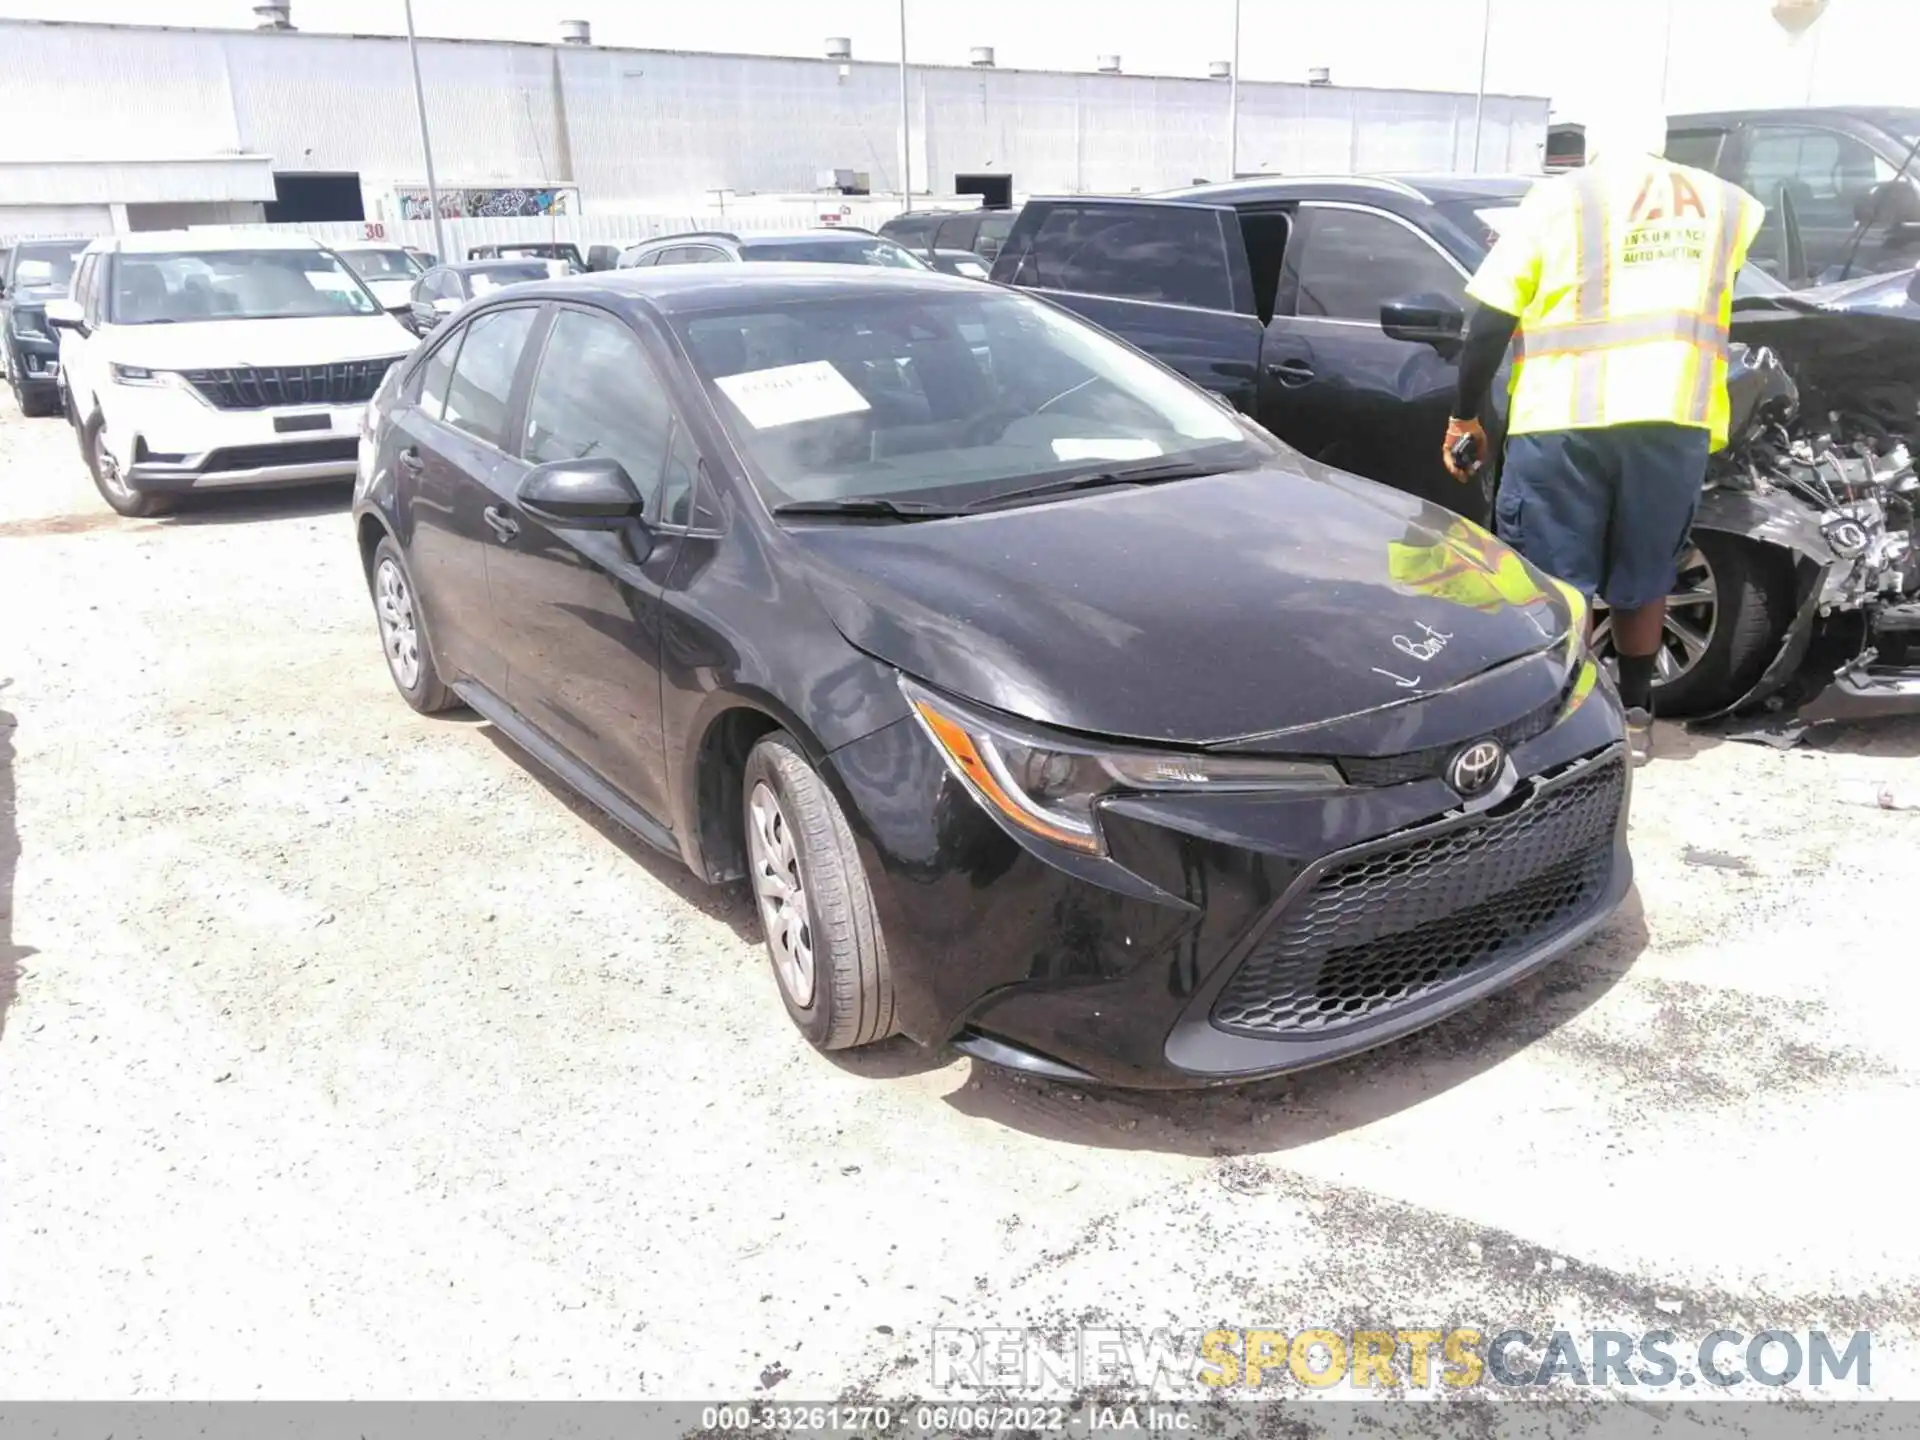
[880,207,1021,266]
[2,236,89,417]
[1666,107,1920,284]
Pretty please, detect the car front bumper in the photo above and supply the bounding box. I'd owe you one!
[109,386,367,494]
[828,659,1631,1090]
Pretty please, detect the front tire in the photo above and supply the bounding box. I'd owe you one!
[369,537,458,714]
[81,411,172,518]
[742,733,896,1052]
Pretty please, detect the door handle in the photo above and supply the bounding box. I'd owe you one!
[397,446,425,475]
[1267,359,1316,384]
[483,505,520,543]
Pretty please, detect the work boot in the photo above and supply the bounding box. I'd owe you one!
[1624,707,1654,767]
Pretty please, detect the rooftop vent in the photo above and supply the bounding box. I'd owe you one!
[559,19,591,44]
[825,36,853,61]
[970,46,996,67]
[252,1,294,29]
[1209,59,1232,79]
[1097,54,1121,73]
[1307,65,1331,85]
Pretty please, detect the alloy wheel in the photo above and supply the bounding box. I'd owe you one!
[1590,544,1718,686]
[747,781,815,1008]
[374,557,423,691]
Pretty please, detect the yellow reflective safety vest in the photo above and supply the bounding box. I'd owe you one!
[1466,157,1766,450]
[1387,519,1553,615]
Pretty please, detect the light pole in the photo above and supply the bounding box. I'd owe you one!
[898,0,913,204]
[1227,0,1242,180]
[403,0,449,261]
[1470,0,1493,172]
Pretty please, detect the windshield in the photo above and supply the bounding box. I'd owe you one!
[1733,265,1793,297]
[675,288,1275,511]
[469,263,552,295]
[340,248,422,281]
[743,239,929,270]
[11,242,87,292]
[109,249,382,324]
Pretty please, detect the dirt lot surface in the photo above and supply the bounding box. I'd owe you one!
[2,389,1919,1406]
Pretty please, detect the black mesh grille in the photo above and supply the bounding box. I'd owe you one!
[1211,757,1624,1036]
[1339,693,1564,788]
[199,438,358,473]
[180,361,395,410]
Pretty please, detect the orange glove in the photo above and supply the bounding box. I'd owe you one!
[1442,417,1489,482]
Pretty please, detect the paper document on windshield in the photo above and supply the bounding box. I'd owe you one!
[716,361,872,429]
[1051,438,1165,462]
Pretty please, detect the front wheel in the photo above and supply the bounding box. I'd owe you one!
[742,733,896,1052]
[82,411,172,518]
[1591,530,1794,717]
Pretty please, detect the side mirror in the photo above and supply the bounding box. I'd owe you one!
[44,297,84,332]
[517,457,652,547]
[1381,292,1466,351]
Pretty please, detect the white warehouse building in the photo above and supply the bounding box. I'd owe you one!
[0,14,1549,240]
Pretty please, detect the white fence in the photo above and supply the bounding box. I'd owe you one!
[261,200,919,260]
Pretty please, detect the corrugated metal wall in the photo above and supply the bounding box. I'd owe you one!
[0,21,1550,211]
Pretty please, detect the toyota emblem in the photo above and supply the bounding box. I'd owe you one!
[1447,740,1505,797]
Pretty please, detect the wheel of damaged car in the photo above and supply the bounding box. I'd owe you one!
[742,732,897,1052]
[82,411,172,519]
[1592,531,1793,717]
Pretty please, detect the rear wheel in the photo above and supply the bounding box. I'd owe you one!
[369,537,458,714]
[742,733,896,1052]
[1592,530,1793,717]
[82,411,172,519]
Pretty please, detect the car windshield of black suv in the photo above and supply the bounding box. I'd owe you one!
[10,242,87,295]
[741,239,929,270]
[340,248,422,280]
[109,250,384,324]
[676,288,1276,511]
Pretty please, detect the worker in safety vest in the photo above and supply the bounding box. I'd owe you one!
[1443,105,1765,763]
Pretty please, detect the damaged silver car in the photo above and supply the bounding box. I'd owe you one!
[1607,266,1920,721]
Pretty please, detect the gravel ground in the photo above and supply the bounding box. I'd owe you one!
[2,388,1918,1406]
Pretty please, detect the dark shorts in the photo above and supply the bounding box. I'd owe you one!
[1495,423,1710,610]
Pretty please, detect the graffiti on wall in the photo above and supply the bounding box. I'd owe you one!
[396,188,580,220]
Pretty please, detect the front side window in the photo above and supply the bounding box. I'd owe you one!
[522,309,674,513]
[1014,205,1234,311]
[933,215,982,252]
[106,248,382,324]
[1294,207,1465,322]
[675,287,1270,512]
[1740,125,1898,273]
[443,306,538,449]
[1666,128,1728,172]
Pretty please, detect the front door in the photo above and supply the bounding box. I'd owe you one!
[395,304,541,695]
[1259,202,1485,523]
[482,304,685,824]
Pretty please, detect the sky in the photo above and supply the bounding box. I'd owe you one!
[0,0,1913,123]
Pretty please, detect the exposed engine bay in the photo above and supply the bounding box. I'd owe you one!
[1699,276,1920,723]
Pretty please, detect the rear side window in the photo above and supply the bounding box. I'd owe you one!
[523,309,674,513]
[443,306,538,449]
[1014,205,1233,311]
[657,246,727,266]
[976,212,1017,262]
[1666,128,1728,172]
[1293,206,1465,322]
[881,215,940,248]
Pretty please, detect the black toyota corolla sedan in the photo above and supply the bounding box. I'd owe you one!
[352,265,1631,1089]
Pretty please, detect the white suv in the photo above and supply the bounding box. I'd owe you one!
[48,232,415,517]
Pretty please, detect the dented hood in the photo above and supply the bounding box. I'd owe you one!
[788,458,1574,747]
[1732,277,1920,435]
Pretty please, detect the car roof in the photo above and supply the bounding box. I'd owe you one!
[92,229,327,255]
[1157,173,1539,208]
[472,263,983,318]
[1670,105,1920,130]
[447,258,558,274]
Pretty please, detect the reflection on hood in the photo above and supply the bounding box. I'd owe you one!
[1387,518,1555,616]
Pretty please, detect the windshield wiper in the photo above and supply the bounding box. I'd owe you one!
[962,459,1232,513]
[772,496,960,520]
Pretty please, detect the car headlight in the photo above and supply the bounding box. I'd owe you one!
[902,677,1343,855]
[109,364,208,403]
